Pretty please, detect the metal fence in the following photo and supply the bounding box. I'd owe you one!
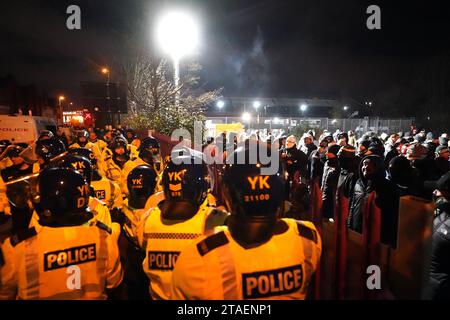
[206,116,415,136]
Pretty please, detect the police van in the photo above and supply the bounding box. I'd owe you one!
[0,115,57,144]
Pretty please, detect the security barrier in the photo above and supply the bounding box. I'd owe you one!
[309,181,434,300]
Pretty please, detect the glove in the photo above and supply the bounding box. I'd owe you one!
[110,207,125,226]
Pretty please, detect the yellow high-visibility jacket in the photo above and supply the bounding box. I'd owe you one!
[171,219,322,300]
[0,221,123,300]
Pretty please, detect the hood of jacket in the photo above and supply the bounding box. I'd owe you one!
[358,154,385,188]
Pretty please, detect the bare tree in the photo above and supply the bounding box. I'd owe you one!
[122,51,222,136]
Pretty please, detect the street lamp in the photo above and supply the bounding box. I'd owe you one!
[217,100,225,109]
[156,11,199,108]
[58,96,65,124]
[242,112,251,123]
[101,67,111,125]
[343,106,349,111]
[253,101,261,110]
[300,104,308,118]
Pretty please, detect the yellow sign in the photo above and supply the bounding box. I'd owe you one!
[215,123,244,132]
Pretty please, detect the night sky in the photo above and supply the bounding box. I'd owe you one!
[1,0,450,117]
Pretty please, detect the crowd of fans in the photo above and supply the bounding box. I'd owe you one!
[0,123,449,299]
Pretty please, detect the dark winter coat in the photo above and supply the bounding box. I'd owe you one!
[429,201,450,300]
[347,155,400,247]
[321,158,340,219]
[308,149,326,185]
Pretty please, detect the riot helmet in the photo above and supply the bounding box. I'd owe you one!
[68,148,97,170]
[125,129,136,144]
[222,141,285,248]
[38,130,54,141]
[35,137,66,165]
[138,137,161,165]
[52,153,93,184]
[110,137,130,166]
[127,165,157,209]
[162,154,208,205]
[35,167,92,227]
[76,130,89,147]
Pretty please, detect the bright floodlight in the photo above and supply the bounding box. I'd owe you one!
[242,112,251,123]
[217,100,225,109]
[343,106,349,111]
[156,11,199,60]
[300,104,308,112]
[253,101,261,109]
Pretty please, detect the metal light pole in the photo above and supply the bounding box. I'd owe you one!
[102,68,111,126]
[58,96,65,124]
[156,11,199,110]
[173,57,180,108]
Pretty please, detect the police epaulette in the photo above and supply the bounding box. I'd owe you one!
[96,221,112,234]
[197,231,229,257]
[10,227,37,247]
[296,222,318,244]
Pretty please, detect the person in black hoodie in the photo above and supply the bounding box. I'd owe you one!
[321,144,341,219]
[425,172,450,299]
[407,143,440,200]
[337,145,359,200]
[308,138,328,186]
[347,155,400,247]
[388,155,419,197]
[281,135,308,197]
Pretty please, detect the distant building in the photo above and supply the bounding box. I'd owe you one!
[80,81,127,128]
[0,75,57,117]
[205,96,340,118]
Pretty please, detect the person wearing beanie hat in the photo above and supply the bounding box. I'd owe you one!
[415,134,426,144]
[300,133,317,158]
[407,143,440,200]
[439,133,449,147]
[388,155,418,196]
[368,137,385,158]
[356,138,372,159]
[337,132,349,145]
[435,145,450,177]
[406,143,428,161]
[321,144,341,219]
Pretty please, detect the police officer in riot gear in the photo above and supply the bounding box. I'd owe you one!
[69,148,123,210]
[117,165,158,299]
[0,145,33,182]
[137,137,163,174]
[100,136,138,195]
[53,153,93,184]
[171,141,322,300]
[34,137,66,170]
[127,165,158,211]
[125,129,141,148]
[71,130,90,148]
[135,154,228,300]
[0,167,123,299]
[111,138,131,169]
[48,153,113,228]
